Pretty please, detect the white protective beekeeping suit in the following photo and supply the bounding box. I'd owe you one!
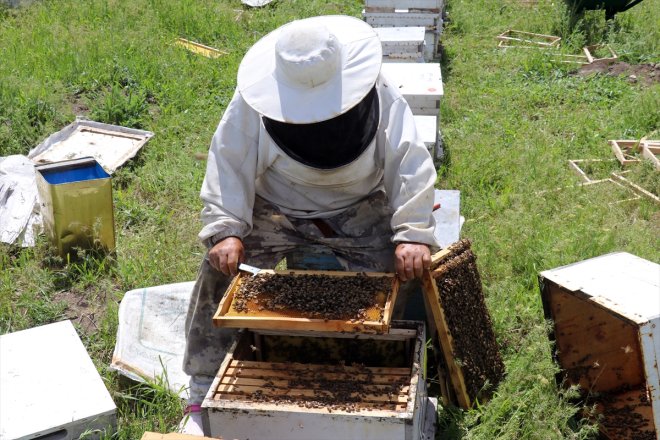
[181,15,439,434]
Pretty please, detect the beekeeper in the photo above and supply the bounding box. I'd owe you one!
[181,15,439,432]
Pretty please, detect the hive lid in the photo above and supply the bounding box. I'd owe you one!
[29,118,154,174]
[540,252,660,323]
[0,320,116,439]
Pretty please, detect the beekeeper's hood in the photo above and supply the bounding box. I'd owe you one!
[237,16,383,169]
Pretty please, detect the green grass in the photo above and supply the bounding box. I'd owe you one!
[1,0,659,437]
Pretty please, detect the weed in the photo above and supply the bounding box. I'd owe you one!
[89,83,149,129]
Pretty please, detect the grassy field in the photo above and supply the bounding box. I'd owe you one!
[1,0,658,437]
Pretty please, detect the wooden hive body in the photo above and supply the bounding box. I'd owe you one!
[540,252,660,439]
[202,322,427,440]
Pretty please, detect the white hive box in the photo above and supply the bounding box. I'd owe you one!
[414,115,441,160]
[540,252,660,439]
[375,26,425,62]
[362,9,441,30]
[0,320,117,440]
[364,0,443,10]
[382,62,443,116]
[202,322,428,440]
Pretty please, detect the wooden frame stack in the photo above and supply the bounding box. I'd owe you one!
[363,0,444,61]
[202,322,428,440]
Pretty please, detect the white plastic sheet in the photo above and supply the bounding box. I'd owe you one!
[111,282,194,398]
[0,155,42,246]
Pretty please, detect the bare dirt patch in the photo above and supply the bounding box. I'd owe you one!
[53,289,103,334]
[576,61,660,86]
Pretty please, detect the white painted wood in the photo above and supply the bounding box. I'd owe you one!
[540,252,660,323]
[202,322,427,440]
[0,320,117,440]
[420,397,438,440]
[424,29,441,60]
[381,63,443,116]
[375,26,425,49]
[413,115,438,155]
[365,0,443,8]
[205,408,406,440]
[640,320,660,438]
[363,10,441,29]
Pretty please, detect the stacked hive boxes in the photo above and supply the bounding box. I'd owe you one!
[363,0,444,61]
[364,0,445,161]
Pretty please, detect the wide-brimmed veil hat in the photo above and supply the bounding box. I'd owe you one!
[237,15,382,124]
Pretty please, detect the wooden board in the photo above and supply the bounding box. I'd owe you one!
[213,270,398,333]
[175,38,227,58]
[596,387,656,439]
[543,283,645,392]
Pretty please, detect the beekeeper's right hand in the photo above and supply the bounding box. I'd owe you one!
[209,237,244,276]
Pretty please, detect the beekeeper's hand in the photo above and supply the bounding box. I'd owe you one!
[209,237,244,276]
[395,243,431,282]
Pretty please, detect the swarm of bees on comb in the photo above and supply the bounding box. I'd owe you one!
[233,272,391,321]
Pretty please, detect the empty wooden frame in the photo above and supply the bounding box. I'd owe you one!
[496,29,561,47]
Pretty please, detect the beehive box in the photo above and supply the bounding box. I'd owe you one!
[213,270,398,333]
[0,320,116,440]
[364,0,444,10]
[381,62,443,116]
[540,252,660,439]
[374,26,425,62]
[202,321,427,440]
[362,9,441,30]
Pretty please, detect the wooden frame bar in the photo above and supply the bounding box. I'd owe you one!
[583,44,618,64]
[213,270,398,333]
[609,139,643,166]
[568,158,619,183]
[641,141,660,171]
[421,269,471,408]
[611,172,660,205]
